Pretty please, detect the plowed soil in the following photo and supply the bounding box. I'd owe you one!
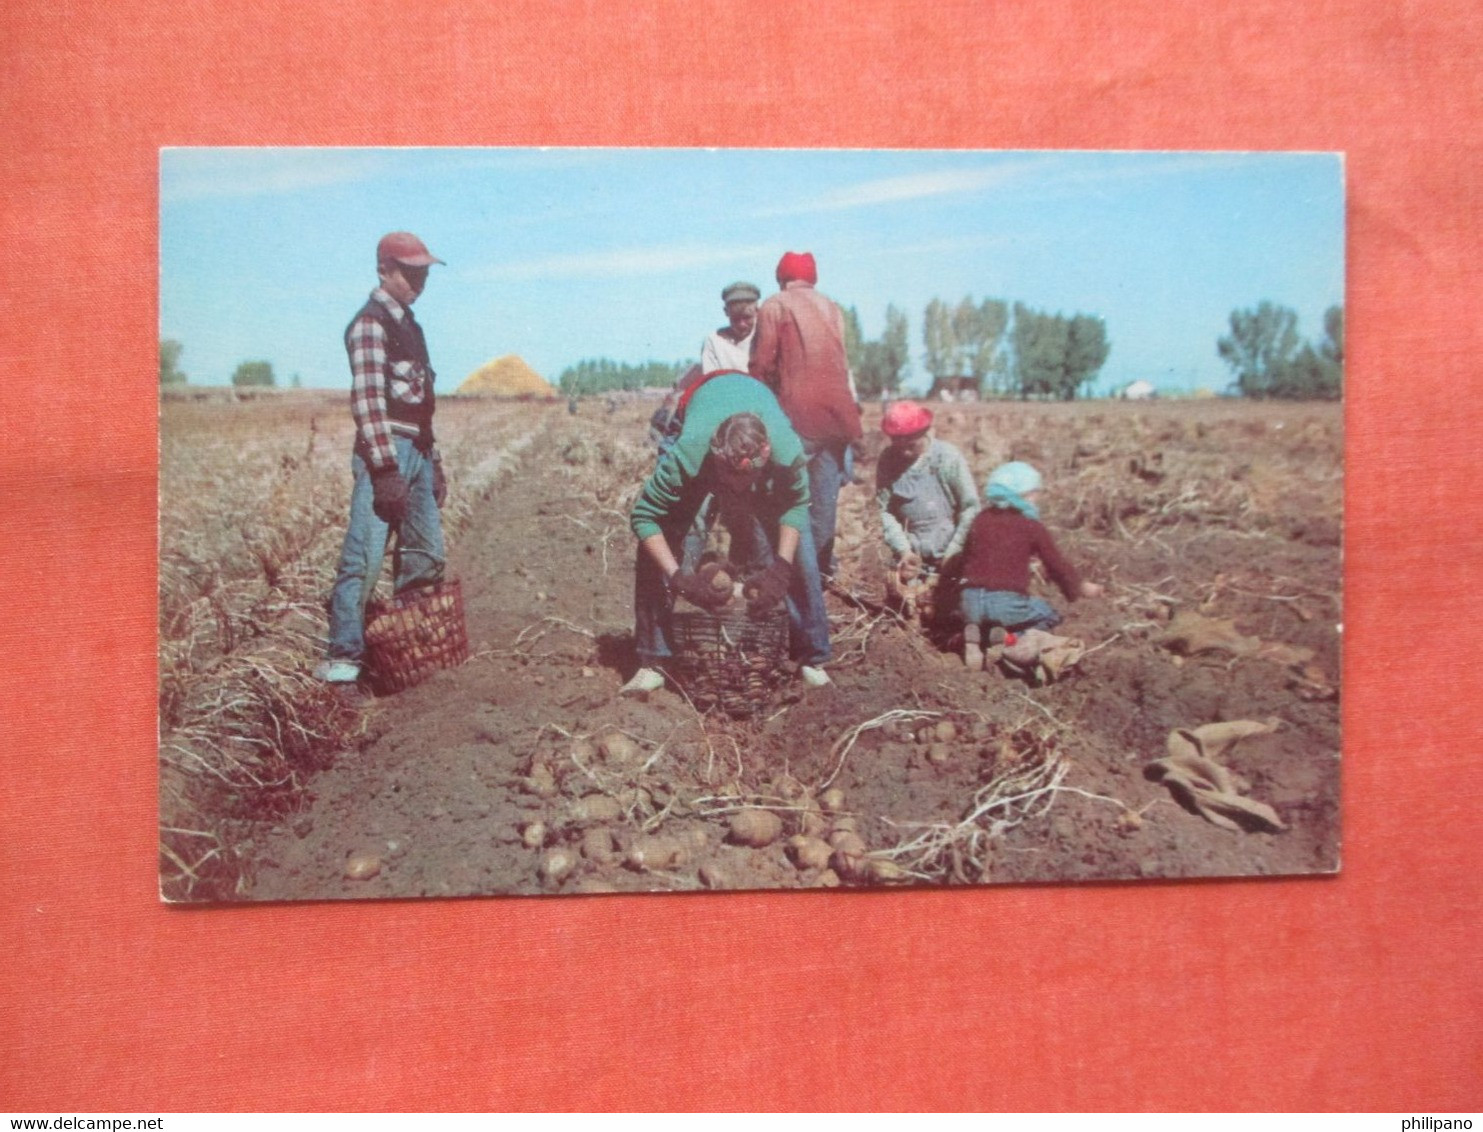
[240,396,1342,901]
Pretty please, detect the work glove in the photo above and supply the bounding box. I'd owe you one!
[432,458,448,509]
[669,569,732,612]
[370,465,409,525]
[744,558,794,616]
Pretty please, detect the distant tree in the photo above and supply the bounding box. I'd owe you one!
[231,360,276,388]
[922,298,957,383]
[1320,304,1344,368]
[841,305,866,376]
[1064,314,1112,400]
[290,372,303,389]
[1217,302,1302,398]
[881,304,910,393]
[160,339,187,385]
[1007,305,1110,400]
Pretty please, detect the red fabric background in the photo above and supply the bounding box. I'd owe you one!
[3,0,1480,1112]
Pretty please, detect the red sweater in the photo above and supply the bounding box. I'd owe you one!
[959,507,1083,599]
[749,282,862,444]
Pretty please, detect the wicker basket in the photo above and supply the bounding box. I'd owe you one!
[363,578,469,693]
[668,606,790,718]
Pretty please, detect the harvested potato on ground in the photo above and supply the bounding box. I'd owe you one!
[830,815,860,836]
[830,845,869,883]
[698,862,729,890]
[626,837,688,872]
[581,827,619,862]
[728,808,783,847]
[599,731,641,766]
[570,794,624,823]
[819,787,847,814]
[866,857,911,884]
[786,835,834,871]
[829,830,867,854]
[344,852,382,880]
[520,821,547,849]
[539,848,577,887]
[934,720,958,743]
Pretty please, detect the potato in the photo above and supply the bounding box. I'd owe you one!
[520,821,547,849]
[819,787,847,814]
[344,852,381,880]
[626,836,688,872]
[830,815,859,836]
[599,731,641,766]
[927,743,953,766]
[866,857,911,884]
[538,848,576,887]
[786,835,834,871]
[797,806,829,838]
[934,720,958,743]
[569,739,599,763]
[698,862,730,890]
[580,826,619,862]
[830,844,869,883]
[570,794,624,823]
[829,830,867,854]
[523,763,559,798]
[728,808,783,847]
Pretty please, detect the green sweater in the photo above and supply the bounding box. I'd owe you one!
[631,373,810,540]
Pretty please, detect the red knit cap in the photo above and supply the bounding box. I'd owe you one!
[882,400,934,437]
[775,251,817,285]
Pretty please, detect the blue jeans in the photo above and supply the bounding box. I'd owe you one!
[803,439,849,579]
[959,588,1061,633]
[634,507,831,668]
[326,437,445,661]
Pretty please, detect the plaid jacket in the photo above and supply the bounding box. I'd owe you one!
[343,288,436,471]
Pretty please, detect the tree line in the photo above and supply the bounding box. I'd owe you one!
[163,296,1343,402]
[1217,302,1343,400]
[844,296,1110,401]
[557,358,690,396]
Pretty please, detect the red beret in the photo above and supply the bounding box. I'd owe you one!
[881,400,934,437]
[775,251,817,285]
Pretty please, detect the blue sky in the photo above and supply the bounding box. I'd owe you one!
[159,148,1343,396]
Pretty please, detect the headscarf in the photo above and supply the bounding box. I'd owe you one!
[984,461,1042,520]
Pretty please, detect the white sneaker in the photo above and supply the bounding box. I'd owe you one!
[620,667,665,695]
[314,659,361,684]
[800,665,831,688]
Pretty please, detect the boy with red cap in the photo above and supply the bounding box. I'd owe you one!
[316,231,449,685]
[875,400,979,621]
[749,251,862,580]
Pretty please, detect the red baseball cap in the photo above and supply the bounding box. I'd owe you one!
[376,231,446,267]
[882,400,934,437]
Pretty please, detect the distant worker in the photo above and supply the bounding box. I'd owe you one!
[957,461,1104,670]
[623,372,832,695]
[700,281,760,373]
[749,251,862,580]
[875,400,979,623]
[316,231,449,686]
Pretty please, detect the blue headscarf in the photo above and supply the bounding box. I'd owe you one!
[984,461,1042,520]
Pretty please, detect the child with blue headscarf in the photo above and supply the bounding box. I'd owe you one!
[956,461,1103,670]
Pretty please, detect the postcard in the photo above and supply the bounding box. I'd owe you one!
[158,148,1342,901]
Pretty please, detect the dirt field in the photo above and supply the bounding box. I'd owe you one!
[158,392,1341,901]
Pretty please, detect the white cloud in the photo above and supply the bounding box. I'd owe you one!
[159,148,394,204]
[755,162,1045,216]
[471,241,778,282]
